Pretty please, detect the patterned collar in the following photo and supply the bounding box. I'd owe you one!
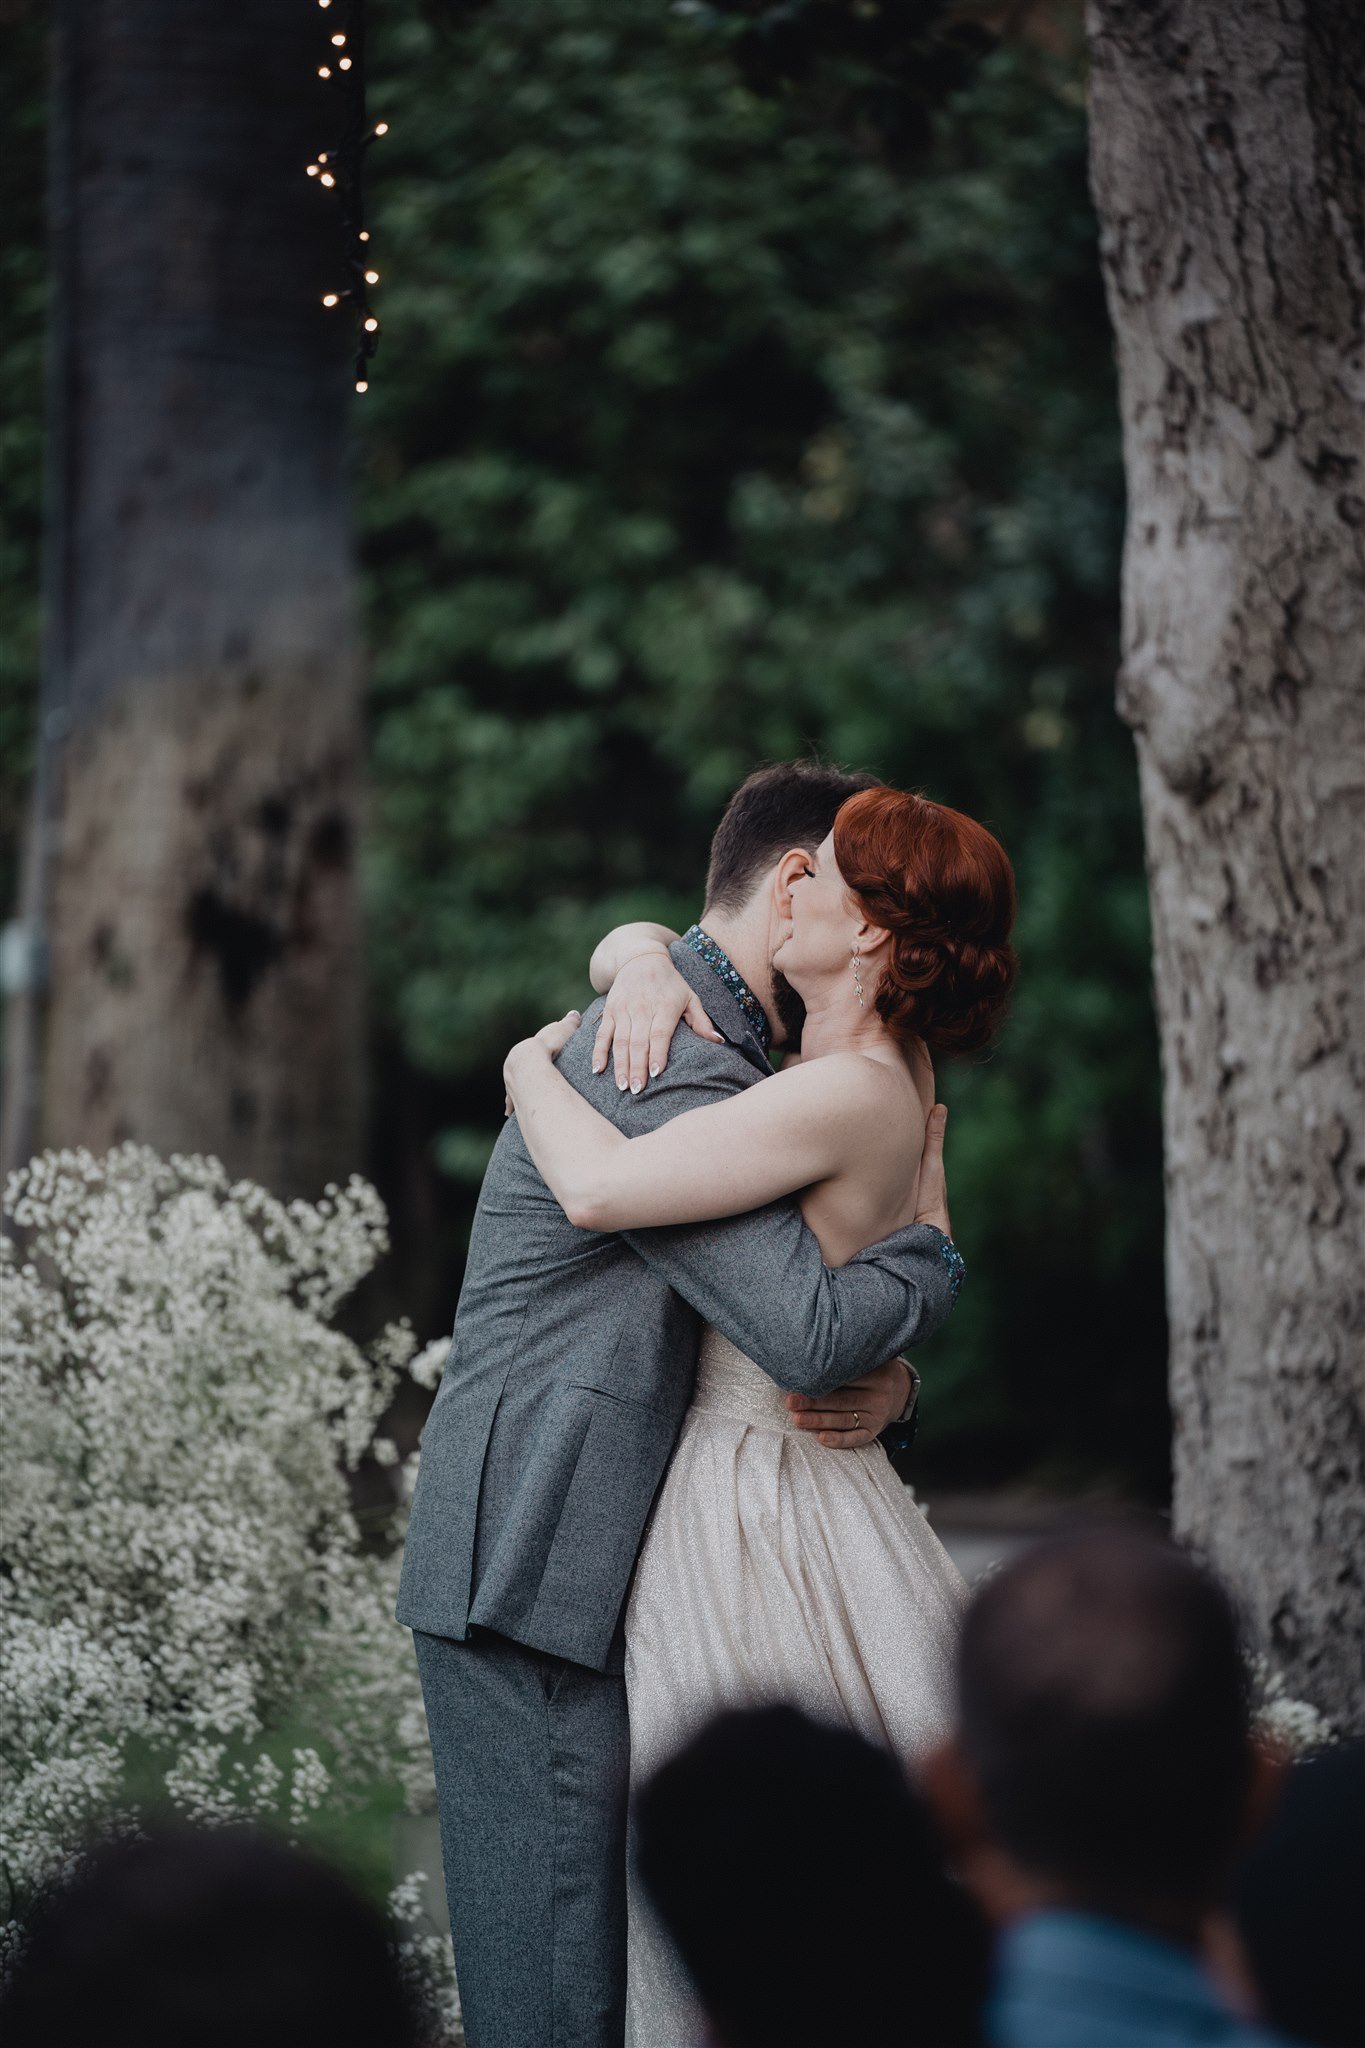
[681,924,772,1054]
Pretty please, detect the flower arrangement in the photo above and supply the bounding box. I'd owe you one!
[0,1143,453,2025]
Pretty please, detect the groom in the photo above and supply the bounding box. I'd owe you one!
[397,761,966,2048]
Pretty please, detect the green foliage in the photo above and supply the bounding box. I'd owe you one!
[0,0,1167,1488]
[359,0,1168,1486]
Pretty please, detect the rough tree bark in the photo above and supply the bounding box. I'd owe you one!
[0,0,365,1199]
[1086,0,1364,1729]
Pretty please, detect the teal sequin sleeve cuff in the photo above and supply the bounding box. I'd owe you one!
[936,1233,966,1304]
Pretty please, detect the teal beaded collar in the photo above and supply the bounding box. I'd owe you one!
[681,924,772,1054]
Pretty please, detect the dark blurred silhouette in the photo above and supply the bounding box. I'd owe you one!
[925,1524,1293,2048]
[1227,1741,1365,2048]
[634,1702,989,2048]
[0,1823,421,2048]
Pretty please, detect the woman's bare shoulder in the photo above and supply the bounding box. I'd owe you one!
[766,1049,920,1127]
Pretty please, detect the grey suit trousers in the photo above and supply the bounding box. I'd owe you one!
[413,1628,630,2048]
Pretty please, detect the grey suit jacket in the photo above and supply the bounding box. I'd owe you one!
[396,940,960,1673]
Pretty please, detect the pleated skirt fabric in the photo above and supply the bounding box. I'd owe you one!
[623,1325,969,2048]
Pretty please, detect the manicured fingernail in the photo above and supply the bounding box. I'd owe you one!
[630,1080,643,1094]
[649,1065,660,1078]
[617,1078,628,1091]
[592,1058,604,1073]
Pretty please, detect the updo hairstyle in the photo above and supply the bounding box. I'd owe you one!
[832,787,1017,1058]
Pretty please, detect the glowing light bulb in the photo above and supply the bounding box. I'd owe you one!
[306,163,320,177]
[318,64,331,78]
[320,172,336,188]
[355,378,369,392]
[331,31,345,45]
[322,293,340,307]
[339,56,352,68]
[364,269,379,284]
[363,316,379,332]
[318,0,331,9]
[374,121,389,136]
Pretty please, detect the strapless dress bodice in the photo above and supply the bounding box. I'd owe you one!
[689,1323,802,1434]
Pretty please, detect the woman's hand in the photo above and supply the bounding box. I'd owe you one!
[504,1011,581,1116]
[906,1034,936,1122]
[591,950,723,1094]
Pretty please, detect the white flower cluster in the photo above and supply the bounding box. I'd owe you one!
[1251,1658,1336,1758]
[0,1143,437,1932]
[390,1872,465,2048]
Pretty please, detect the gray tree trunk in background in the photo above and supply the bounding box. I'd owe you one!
[1086,0,1364,1731]
[0,0,365,1199]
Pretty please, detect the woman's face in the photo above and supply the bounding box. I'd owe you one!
[773,831,861,990]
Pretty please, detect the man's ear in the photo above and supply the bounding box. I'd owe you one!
[773,846,813,921]
[1239,1737,1288,1853]
[922,1735,1032,1926]
[921,1736,986,1862]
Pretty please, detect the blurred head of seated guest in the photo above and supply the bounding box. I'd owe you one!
[0,1822,422,2048]
[1218,1740,1365,2048]
[923,1523,1299,2048]
[634,1702,990,2048]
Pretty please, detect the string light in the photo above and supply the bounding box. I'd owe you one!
[309,0,385,392]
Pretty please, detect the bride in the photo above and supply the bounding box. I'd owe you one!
[502,784,1017,2046]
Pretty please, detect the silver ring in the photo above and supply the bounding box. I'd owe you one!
[851,1409,860,1431]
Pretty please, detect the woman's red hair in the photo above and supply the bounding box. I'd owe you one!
[832,788,1018,1058]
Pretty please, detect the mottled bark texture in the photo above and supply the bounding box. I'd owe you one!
[1087,1,1364,1728]
[8,0,365,1199]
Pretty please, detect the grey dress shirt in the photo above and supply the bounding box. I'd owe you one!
[396,938,961,1673]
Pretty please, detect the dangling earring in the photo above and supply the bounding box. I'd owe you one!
[851,944,865,1008]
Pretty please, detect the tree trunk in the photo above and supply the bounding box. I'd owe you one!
[1,0,365,1200]
[1086,0,1365,1730]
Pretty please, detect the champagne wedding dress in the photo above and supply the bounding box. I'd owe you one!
[623,1323,970,2048]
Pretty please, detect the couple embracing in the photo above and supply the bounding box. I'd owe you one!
[397,761,1018,2048]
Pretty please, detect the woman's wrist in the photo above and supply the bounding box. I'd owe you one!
[589,922,679,993]
[617,937,671,969]
[504,1034,550,1096]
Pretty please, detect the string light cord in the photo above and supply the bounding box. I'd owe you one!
[306,0,388,392]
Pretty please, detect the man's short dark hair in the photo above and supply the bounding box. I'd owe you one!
[635,1705,987,2048]
[704,760,880,914]
[958,1524,1253,1910]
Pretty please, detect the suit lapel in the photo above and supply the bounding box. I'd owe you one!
[668,940,774,1079]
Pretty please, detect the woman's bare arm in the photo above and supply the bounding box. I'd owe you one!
[504,1023,905,1233]
[588,927,724,1090]
[588,922,680,993]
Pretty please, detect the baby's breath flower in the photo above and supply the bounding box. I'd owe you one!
[0,1144,435,1929]
[1251,1657,1335,1757]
